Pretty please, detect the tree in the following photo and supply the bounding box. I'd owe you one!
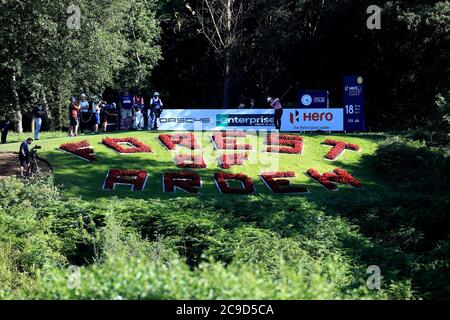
[186,0,247,108]
[0,0,162,131]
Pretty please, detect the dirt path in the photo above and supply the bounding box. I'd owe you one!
[0,152,52,179]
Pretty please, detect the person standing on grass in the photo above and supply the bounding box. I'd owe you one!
[18,138,33,177]
[267,96,283,131]
[91,95,102,134]
[101,102,117,133]
[33,103,45,140]
[79,93,90,134]
[68,98,80,137]
[133,93,145,130]
[148,92,163,131]
[1,119,11,144]
[119,89,134,131]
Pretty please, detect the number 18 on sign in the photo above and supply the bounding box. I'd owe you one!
[343,75,365,132]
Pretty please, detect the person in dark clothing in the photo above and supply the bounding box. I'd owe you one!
[1,120,11,144]
[19,138,33,177]
[33,104,46,140]
[249,99,256,109]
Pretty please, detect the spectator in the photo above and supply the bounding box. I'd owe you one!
[79,93,90,134]
[238,102,245,109]
[249,99,256,109]
[267,96,283,131]
[33,103,45,140]
[91,95,102,134]
[119,90,133,130]
[102,102,117,133]
[19,138,33,177]
[1,119,11,144]
[148,92,163,131]
[133,93,145,130]
[68,98,80,137]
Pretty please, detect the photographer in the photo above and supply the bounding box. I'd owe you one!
[19,138,33,177]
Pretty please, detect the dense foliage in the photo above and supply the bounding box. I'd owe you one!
[0,0,161,131]
[1,135,449,300]
[0,174,408,299]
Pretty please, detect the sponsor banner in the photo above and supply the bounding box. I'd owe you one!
[159,109,276,131]
[282,108,344,131]
[298,90,329,108]
[343,75,365,131]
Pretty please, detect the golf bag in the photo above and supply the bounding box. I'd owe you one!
[120,108,133,131]
[133,105,145,130]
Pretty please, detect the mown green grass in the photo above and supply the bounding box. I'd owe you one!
[0,131,387,200]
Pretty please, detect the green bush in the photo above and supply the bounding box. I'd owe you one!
[23,217,373,300]
[373,137,448,192]
[0,176,427,300]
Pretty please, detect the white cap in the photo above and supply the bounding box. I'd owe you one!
[154,92,160,96]
[267,97,272,102]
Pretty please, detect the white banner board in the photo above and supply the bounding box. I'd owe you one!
[159,109,275,131]
[158,108,344,131]
[281,108,344,131]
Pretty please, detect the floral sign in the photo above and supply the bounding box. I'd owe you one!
[103,169,148,191]
[59,140,95,162]
[322,139,360,161]
[102,137,152,154]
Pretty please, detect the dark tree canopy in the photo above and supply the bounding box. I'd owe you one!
[0,0,448,136]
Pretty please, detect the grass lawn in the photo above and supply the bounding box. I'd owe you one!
[0,130,388,200]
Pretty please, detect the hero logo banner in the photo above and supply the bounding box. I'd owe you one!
[343,75,365,132]
[217,114,274,127]
[298,90,329,108]
[283,108,344,131]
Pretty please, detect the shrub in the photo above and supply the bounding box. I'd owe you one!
[373,136,448,192]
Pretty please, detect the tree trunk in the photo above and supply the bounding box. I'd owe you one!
[222,49,231,108]
[222,0,232,108]
[42,91,53,130]
[11,70,23,133]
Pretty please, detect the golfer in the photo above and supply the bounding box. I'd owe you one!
[268,96,283,131]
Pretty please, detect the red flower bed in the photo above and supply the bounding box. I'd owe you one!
[102,137,152,154]
[214,173,255,194]
[219,153,249,169]
[158,133,200,150]
[174,154,207,169]
[306,168,362,190]
[163,172,202,193]
[103,169,148,191]
[266,134,304,154]
[212,132,252,150]
[260,172,308,194]
[59,140,95,161]
[322,139,360,160]
[267,134,304,145]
